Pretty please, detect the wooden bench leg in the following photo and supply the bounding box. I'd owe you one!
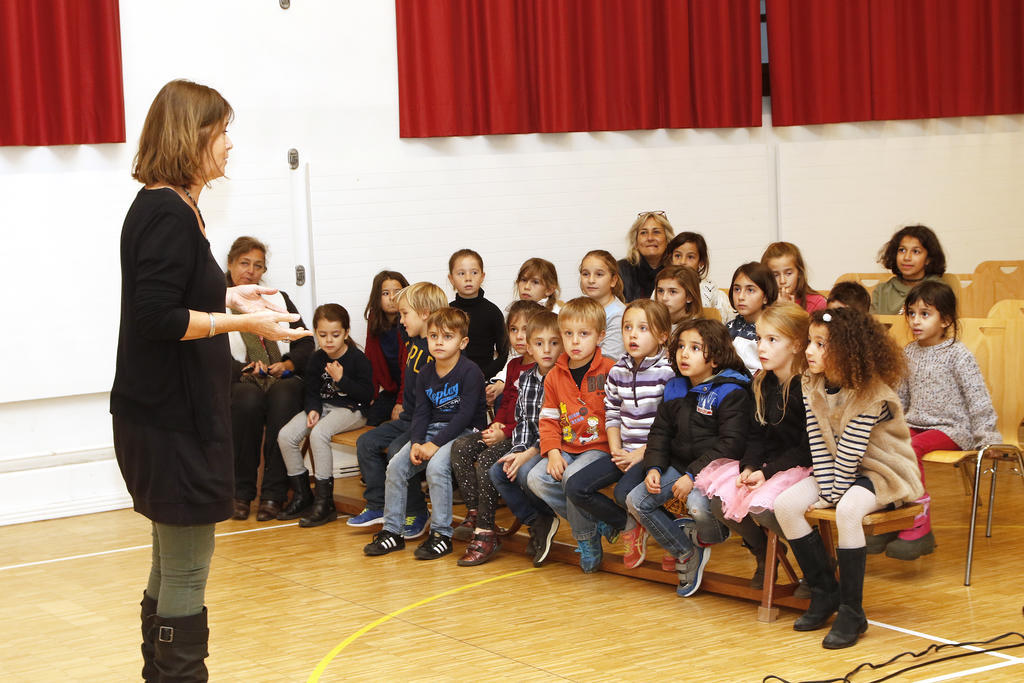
[758,531,781,623]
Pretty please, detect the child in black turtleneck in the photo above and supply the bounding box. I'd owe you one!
[447,248,508,383]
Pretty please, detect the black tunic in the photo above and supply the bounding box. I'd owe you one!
[111,188,232,525]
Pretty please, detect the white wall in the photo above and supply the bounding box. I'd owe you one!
[1,0,1021,524]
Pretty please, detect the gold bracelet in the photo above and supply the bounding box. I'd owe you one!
[207,312,216,338]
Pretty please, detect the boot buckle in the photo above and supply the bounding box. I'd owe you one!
[158,625,174,643]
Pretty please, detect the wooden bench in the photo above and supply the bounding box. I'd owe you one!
[330,426,375,449]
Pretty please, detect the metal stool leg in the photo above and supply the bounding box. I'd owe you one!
[964,447,989,586]
[985,459,998,538]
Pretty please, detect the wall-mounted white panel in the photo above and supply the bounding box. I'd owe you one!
[777,131,1024,289]
[308,144,775,345]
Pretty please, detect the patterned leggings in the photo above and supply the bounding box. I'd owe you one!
[450,434,513,530]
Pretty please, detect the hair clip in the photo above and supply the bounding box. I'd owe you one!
[822,312,833,323]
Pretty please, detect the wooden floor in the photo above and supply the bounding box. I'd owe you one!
[3,460,1024,682]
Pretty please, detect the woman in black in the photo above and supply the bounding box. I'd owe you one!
[111,79,309,681]
[617,210,675,301]
[224,236,314,522]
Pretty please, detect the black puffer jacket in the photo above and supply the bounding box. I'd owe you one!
[740,373,812,478]
[643,369,752,477]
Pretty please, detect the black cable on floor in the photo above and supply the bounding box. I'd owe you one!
[762,631,1024,683]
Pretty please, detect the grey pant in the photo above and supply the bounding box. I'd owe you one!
[278,404,366,478]
[146,522,216,618]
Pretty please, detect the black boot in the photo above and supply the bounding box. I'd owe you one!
[140,592,158,681]
[823,547,869,649]
[153,608,209,682]
[277,471,314,520]
[299,477,337,527]
[789,528,839,631]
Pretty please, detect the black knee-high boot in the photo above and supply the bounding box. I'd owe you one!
[823,547,869,649]
[300,477,337,527]
[788,528,839,631]
[140,592,158,681]
[153,607,209,682]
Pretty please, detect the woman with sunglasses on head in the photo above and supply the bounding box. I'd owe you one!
[112,79,310,680]
[618,210,675,302]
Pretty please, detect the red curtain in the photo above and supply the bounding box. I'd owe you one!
[0,0,126,146]
[396,0,762,138]
[767,0,1024,126]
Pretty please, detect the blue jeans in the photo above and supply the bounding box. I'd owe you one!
[563,454,631,532]
[526,449,607,541]
[355,418,427,516]
[488,452,552,525]
[382,424,467,538]
[625,467,729,558]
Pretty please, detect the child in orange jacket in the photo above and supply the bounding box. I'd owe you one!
[527,297,616,572]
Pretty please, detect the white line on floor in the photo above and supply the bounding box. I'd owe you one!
[0,522,298,572]
[868,619,1023,663]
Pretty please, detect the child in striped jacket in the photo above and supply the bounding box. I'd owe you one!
[564,300,676,569]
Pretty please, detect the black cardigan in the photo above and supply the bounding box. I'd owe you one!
[740,373,812,479]
[110,188,232,524]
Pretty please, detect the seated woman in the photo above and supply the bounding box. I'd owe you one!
[226,236,314,521]
[618,210,675,302]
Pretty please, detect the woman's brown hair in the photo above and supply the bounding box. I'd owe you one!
[224,236,267,286]
[811,308,905,390]
[132,79,234,187]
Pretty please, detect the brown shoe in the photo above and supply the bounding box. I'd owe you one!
[457,530,500,566]
[256,500,282,522]
[231,499,251,521]
[452,509,478,542]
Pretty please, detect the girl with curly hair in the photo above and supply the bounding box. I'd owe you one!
[871,224,961,314]
[773,307,923,650]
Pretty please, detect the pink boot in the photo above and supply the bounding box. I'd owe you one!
[885,494,935,560]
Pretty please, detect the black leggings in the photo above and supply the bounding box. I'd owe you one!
[450,434,513,530]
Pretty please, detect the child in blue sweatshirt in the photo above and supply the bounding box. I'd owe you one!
[364,307,487,560]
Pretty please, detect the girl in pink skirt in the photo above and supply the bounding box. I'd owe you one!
[695,302,812,586]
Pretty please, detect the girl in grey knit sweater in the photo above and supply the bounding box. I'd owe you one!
[887,281,1000,561]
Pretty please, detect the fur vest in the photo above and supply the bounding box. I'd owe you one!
[802,373,924,507]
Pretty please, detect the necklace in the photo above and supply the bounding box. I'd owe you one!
[182,186,206,230]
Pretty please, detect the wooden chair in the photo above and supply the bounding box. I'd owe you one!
[959,261,1024,319]
[987,299,1024,319]
[918,318,1024,585]
[834,272,892,295]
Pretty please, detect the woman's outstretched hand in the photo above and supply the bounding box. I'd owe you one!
[247,310,311,342]
[226,285,288,313]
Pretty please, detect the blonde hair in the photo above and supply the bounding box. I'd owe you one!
[580,250,625,303]
[623,299,672,346]
[558,297,607,333]
[394,282,447,315]
[515,258,561,310]
[132,79,234,187]
[656,265,704,321]
[625,211,675,266]
[751,303,810,425]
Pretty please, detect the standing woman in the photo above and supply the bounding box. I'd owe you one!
[617,210,675,302]
[225,236,314,522]
[111,80,309,681]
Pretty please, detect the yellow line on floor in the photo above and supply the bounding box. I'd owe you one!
[308,566,540,682]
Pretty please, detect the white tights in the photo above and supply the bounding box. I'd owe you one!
[774,477,881,548]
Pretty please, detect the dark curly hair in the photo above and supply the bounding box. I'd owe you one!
[810,308,905,390]
[669,318,748,377]
[877,224,947,278]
